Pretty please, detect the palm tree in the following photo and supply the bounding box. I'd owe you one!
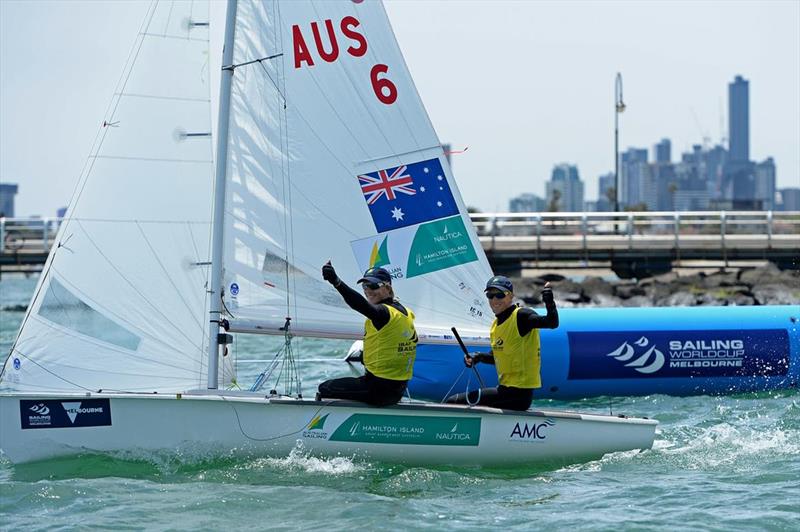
[547,189,562,212]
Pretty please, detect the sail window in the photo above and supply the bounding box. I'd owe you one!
[38,278,142,351]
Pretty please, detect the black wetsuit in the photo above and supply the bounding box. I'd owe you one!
[447,291,559,411]
[317,281,410,406]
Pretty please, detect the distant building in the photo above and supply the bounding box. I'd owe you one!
[654,138,671,164]
[754,158,776,210]
[620,148,652,209]
[509,193,545,213]
[728,75,749,163]
[596,172,615,211]
[673,189,712,211]
[0,183,19,217]
[673,145,712,210]
[546,164,584,212]
[777,188,800,211]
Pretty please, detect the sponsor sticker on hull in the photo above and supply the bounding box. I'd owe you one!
[567,329,789,380]
[329,414,481,446]
[20,399,112,429]
[508,418,556,443]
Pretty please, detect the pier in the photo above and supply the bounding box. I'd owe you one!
[2,211,798,278]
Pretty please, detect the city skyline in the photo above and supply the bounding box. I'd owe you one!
[1,1,798,216]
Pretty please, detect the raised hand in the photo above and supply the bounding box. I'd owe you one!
[322,260,340,286]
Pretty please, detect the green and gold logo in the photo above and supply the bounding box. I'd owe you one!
[369,237,390,268]
[307,413,329,430]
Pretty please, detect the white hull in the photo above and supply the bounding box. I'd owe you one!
[0,392,656,466]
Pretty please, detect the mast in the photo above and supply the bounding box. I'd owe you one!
[207,0,238,389]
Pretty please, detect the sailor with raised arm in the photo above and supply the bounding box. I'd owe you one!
[317,262,418,406]
[447,275,559,411]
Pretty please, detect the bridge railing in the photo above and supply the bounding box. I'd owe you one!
[1,211,799,254]
[469,211,800,251]
[0,217,62,254]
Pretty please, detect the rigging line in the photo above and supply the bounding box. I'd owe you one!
[274,0,300,325]
[163,0,175,36]
[58,2,159,242]
[251,63,361,237]
[227,53,285,71]
[113,92,211,103]
[223,395,332,442]
[135,221,206,332]
[89,155,212,164]
[74,220,206,354]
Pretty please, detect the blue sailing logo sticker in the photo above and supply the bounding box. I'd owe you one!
[606,336,665,374]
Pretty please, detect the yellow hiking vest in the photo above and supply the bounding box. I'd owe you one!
[364,304,417,381]
[490,306,541,389]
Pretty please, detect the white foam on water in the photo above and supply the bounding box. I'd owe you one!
[654,420,800,470]
[255,442,367,476]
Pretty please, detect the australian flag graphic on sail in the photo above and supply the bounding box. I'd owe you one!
[358,157,459,232]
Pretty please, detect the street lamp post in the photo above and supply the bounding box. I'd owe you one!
[614,73,626,223]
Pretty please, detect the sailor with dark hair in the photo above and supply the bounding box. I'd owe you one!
[447,275,559,411]
[317,262,417,406]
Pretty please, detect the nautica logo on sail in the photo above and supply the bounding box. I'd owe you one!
[606,337,665,374]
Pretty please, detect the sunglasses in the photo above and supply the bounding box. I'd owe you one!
[485,291,508,300]
[362,282,386,290]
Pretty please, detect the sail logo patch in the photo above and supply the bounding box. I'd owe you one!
[351,215,478,281]
[20,399,112,430]
[358,158,458,232]
[567,330,789,380]
[369,237,391,268]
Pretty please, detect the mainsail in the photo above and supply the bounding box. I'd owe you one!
[221,0,494,342]
[0,2,223,393]
[1,0,495,396]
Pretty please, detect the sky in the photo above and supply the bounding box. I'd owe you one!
[1,0,798,216]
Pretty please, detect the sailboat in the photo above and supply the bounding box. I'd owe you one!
[0,0,656,466]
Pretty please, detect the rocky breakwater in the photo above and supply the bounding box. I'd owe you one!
[513,263,800,308]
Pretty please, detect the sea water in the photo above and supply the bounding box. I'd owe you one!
[1,274,798,530]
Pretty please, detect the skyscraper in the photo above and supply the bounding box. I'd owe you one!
[620,148,649,208]
[546,164,584,212]
[654,138,671,164]
[728,75,749,163]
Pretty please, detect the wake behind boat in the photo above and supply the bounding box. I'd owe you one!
[0,0,657,466]
[0,392,656,466]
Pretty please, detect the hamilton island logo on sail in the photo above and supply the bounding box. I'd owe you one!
[606,336,665,374]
